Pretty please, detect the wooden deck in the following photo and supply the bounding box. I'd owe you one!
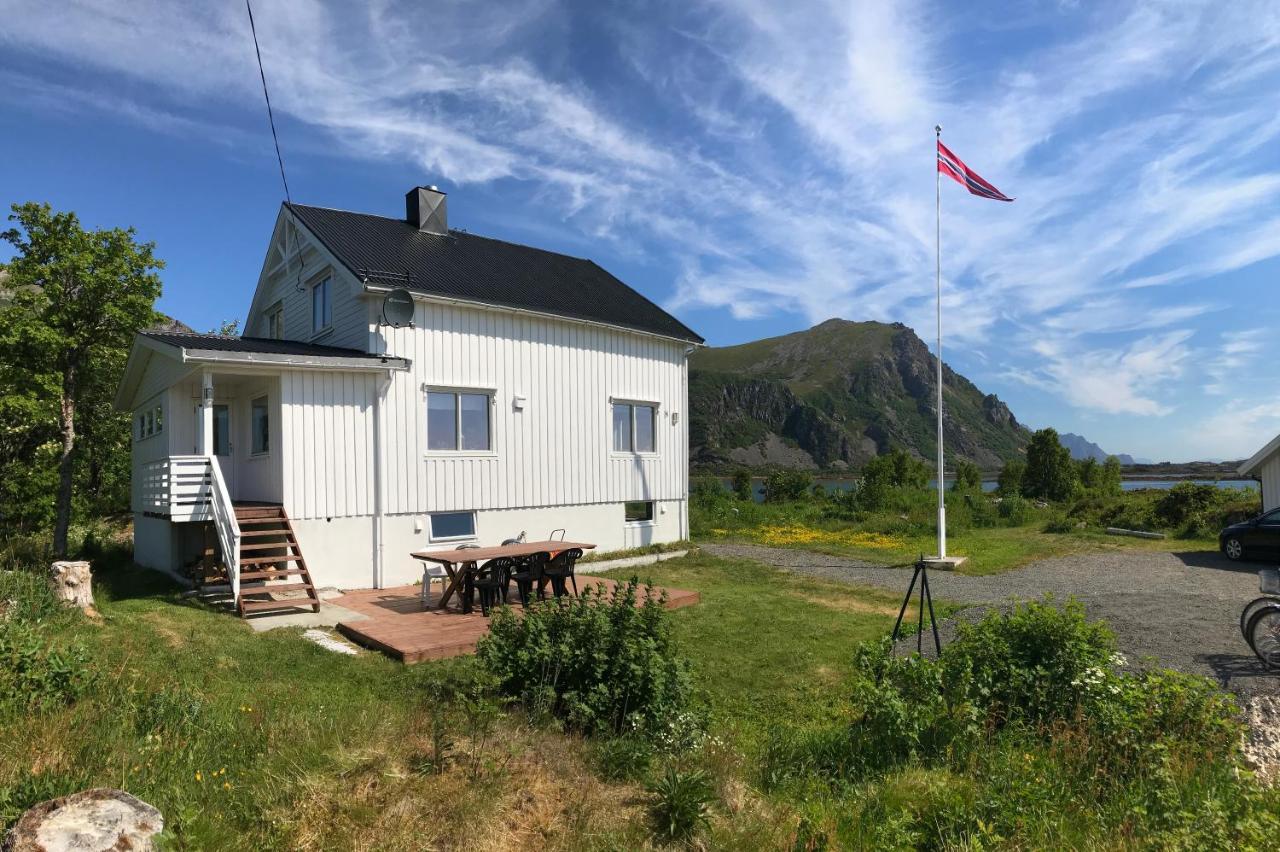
[333,578,700,664]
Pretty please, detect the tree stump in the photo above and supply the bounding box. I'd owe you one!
[3,788,163,851]
[49,561,94,611]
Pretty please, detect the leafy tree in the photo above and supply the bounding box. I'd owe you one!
[1098,456,1123,497]
[762,469,813,502]
[0,203,162,555]
[953,459,982,494]
[1077,456,1099,490]
[997,459,1026,497]
[857,449,930,510]
[1021,428,1078,502]
[208,318,240,336]
[731,469,753,502]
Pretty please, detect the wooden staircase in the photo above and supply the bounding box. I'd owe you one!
[229,505,321,617]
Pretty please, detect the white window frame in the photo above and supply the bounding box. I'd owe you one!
[611,399,659,455]
[425,386,495,456]
[136,404,164,441]
[266,303,284,340]
[311,274,332,337]
[250,395,270,456]
[428,510,478,543]
[624,500,655,525]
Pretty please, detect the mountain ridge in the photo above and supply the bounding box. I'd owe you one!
[1058,432,1136,465]
[689,318,1030,471]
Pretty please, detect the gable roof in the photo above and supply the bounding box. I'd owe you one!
[285,203,704,344]
[1240,432,1280,476]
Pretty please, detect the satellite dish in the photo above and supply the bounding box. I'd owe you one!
[381,288,414,327]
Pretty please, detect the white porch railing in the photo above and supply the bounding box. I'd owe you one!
[206,459,242,603]
[138,456,215,521]
[138,455,241,601]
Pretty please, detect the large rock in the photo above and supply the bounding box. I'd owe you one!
[4,788,163,851]
[49,561,94,611]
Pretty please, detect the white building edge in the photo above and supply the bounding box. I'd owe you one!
[1240,433,1280,513]
[115,187,703,605]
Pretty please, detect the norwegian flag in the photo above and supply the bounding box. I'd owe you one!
[937,141,1014,202]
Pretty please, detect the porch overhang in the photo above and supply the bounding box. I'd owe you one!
[181,348,410,373]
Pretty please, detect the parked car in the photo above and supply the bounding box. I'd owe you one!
[1220,508,1280,561]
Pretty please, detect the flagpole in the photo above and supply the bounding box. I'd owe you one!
[935,124,946,559]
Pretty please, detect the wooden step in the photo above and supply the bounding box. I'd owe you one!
[240,554,304,565]
[239,582,313,595]
[240,529,294,538]
[239,597,320,614]
[236,517,289,526]
[239,541,297,552]
[239,568,308,581]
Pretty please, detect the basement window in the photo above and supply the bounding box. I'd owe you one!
[430,511,476,542]
[624,501,654,523]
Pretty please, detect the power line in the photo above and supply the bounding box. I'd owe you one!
[245,0,291,203]
[244,0,306,294]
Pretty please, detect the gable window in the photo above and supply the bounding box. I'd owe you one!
[429,511,476,541]
[427,389,492,452]
[251,396,270,455]
[311,276,332,334]
[612,401,656,453]
[266,305,284,339]
[625,501,655,523]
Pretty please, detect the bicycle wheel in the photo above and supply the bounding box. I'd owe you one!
[1247,604,1280,669]
[1241,596,1280,639]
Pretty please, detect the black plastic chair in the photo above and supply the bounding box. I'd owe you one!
[506,551,551,608]
[542,548,584,598]
[466,558,510,617]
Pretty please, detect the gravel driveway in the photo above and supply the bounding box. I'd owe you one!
[703,542,1279,698]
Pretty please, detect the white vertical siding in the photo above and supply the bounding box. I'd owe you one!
[1262,455,1280,512]
[374,300,689,516]
[280,369,378,520]
[247,240,371,351]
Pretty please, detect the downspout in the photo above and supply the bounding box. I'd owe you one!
[372,368,393,589]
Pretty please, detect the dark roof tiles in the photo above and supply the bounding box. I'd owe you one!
[285,203,703,344]
[142,331,391,360]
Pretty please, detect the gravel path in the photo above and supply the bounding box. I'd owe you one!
[703,542,1279,698]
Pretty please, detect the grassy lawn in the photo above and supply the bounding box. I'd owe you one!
[2,536,1266,849]
[0,543,912,849]
[703,522,1219,575]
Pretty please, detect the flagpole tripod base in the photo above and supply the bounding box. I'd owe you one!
[922,555,966,571]
[890,557,944,658]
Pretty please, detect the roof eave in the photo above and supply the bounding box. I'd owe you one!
[359,281,704,346]
[182,348,411,372]
[1239,432,1280,475]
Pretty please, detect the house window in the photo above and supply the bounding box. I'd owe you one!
[137,405,164,440]
[266,305,284,339]
[427,390,491,452]
[625,501,654,523]
[311,276,331,333]
[430,511,476,541]
[251,396,269,455]
[612,402,656,453]
[212,405,230,456]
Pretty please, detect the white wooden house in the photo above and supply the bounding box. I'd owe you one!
[114,187,703,613]
[1240,432,1280,513]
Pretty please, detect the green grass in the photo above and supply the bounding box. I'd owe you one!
[599,554,948,742]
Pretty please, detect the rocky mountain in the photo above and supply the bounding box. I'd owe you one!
[1058,432,1136,465]
[689,319,1030,471]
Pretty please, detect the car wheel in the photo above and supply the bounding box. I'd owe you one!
[1224,537,1244,561]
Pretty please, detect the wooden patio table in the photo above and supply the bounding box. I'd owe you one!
[411,540,596,610]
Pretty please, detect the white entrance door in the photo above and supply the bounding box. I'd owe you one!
[210,403,234,496]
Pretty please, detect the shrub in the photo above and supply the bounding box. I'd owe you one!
[647,765,714,843]
[1154,482,1218,528]
[762,470,814,502]
[996,459,1025,497]
[690,475,728,508]
[590,733,654,781]
[997,493,1029,525]
[731,469,753,502]
[0,620,93,714]
[476,579,692,735]
[953,459,982,494]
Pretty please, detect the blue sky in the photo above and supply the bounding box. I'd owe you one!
[2,1,1278,462]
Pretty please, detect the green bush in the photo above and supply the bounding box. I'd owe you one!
[647,765,714,843]
[590,733,654,781]
[690,475,728,508]
[0,620,93,714]
[476,578,692,735]
[1154,482,1219,528]
[731,469,753,502]
[997,493,1029,524]
[762,469,814,502]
